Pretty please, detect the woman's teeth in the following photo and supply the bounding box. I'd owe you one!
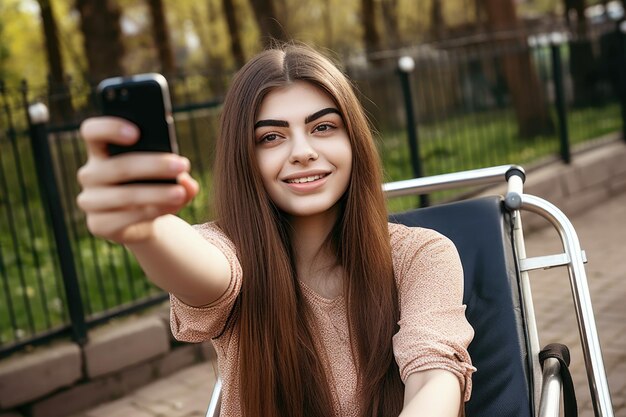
[287,174,325,184]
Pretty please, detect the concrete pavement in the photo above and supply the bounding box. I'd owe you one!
[69,191,626,417]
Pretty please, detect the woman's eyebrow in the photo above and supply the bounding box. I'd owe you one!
[305,108,341,124]
[254,119,289,129]
[254,107,341,129]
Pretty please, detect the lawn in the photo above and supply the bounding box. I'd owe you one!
[0,99,622,349]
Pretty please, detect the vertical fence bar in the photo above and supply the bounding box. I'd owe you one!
[398,56,429,207]
[27,103,87,346]
[550,34,571,164]
[619,21,626,143]
[1,81,36,336]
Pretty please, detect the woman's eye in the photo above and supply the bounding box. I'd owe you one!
[260,133,279,143]
[313,123,334,133]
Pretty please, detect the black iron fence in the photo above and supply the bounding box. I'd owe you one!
[1,23,626,357]
[350,22,625,187]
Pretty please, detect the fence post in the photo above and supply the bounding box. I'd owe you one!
[27,103,88,346]
[619,21,626,143]
[550,33,571,164]
[398,56,429,207]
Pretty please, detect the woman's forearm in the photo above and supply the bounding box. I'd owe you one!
[126,214,232,306]
[399,369,462,417]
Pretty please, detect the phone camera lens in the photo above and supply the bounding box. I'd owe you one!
[120,88,129,101]
[105,89,115,101]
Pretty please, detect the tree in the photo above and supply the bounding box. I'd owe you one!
[322,0,334,48]
[480,0,554,137]
[361,0,381,55]
[381,0,400,48]
[563,0,597,105]
[75,0,125,83]
[36,0,73,123]
[430,0,445,40]
[247,0,288,47]
[222,0,246,68]
[147,0,176,77]
[0,17,10,81]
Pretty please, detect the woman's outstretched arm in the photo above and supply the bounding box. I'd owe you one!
[125,215,231,306]
[400,369,462,417]
[77,117,232,307]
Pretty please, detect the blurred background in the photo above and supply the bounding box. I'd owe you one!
[1,0,625,380]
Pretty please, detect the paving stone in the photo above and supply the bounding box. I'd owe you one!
[117,361,156,393]
[29,377,123,417]
[575,157,612,190]
[0,342,81,408]
[610,173,626,194]
[84,316,170,379]
[133,378,190,403]
[559,186,610,218]
[82,398,149,417]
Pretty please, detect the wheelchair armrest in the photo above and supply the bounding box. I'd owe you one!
[538,357,562,417]
[206,377,222,417]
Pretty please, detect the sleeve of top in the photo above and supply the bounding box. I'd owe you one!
[391,225,476,402]
[169,222,243,343]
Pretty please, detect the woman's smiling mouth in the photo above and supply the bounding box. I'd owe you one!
[285,173,329,184]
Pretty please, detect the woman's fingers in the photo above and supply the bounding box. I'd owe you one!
[77,183,187,212]
[177,171,200,204]
[76,116,200,244]
[85,207,178,242]
[80,117,139,159]
[77,152,190,186]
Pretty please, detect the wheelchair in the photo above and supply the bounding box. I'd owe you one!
[205,165,615,417]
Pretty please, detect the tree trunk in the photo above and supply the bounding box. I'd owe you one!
[147,0,176,77]
[361,0,381,55]
[247,0,288,47]
[37,0,73,124]
[563,0,597,105]
[222,0,245,67]
[381,0,400,48]
[480,0,554,137]
[75,0,125,83]
[431,0,445,40]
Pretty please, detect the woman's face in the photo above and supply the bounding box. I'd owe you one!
[254,81,352,219]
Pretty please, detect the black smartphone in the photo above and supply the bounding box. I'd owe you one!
[97,73,179,156]
[97,73,179,183]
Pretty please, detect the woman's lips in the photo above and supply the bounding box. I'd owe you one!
[283,173,330,191]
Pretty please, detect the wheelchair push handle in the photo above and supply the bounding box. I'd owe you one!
[505,167,526,210]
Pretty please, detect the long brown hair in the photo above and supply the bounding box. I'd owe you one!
[214,44,403,417]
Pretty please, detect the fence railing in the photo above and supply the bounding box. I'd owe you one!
[1,23,625,357]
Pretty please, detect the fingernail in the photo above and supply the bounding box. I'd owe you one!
[120,125,138,139]
[171,157,189,171]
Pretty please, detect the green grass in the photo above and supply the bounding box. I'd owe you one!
[0,108,218,346]
[380,101,622,212]
[0,99,622,348]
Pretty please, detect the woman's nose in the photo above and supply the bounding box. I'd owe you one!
[289,133,318,164]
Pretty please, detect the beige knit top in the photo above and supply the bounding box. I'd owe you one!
[170,222,475,416]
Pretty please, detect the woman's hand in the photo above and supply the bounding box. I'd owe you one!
[76,116,199,244]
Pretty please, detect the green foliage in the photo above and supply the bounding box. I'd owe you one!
[1,97,621,346]
[380,101,622,212]
[0,0,537,85]
[1,0,623,348]
[0,0,46,85]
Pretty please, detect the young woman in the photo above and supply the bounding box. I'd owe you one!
[77,44,475,417]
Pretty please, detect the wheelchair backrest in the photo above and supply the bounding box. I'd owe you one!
[390,196,533,417]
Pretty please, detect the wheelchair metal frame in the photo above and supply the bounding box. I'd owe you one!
[206,165,614,417]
